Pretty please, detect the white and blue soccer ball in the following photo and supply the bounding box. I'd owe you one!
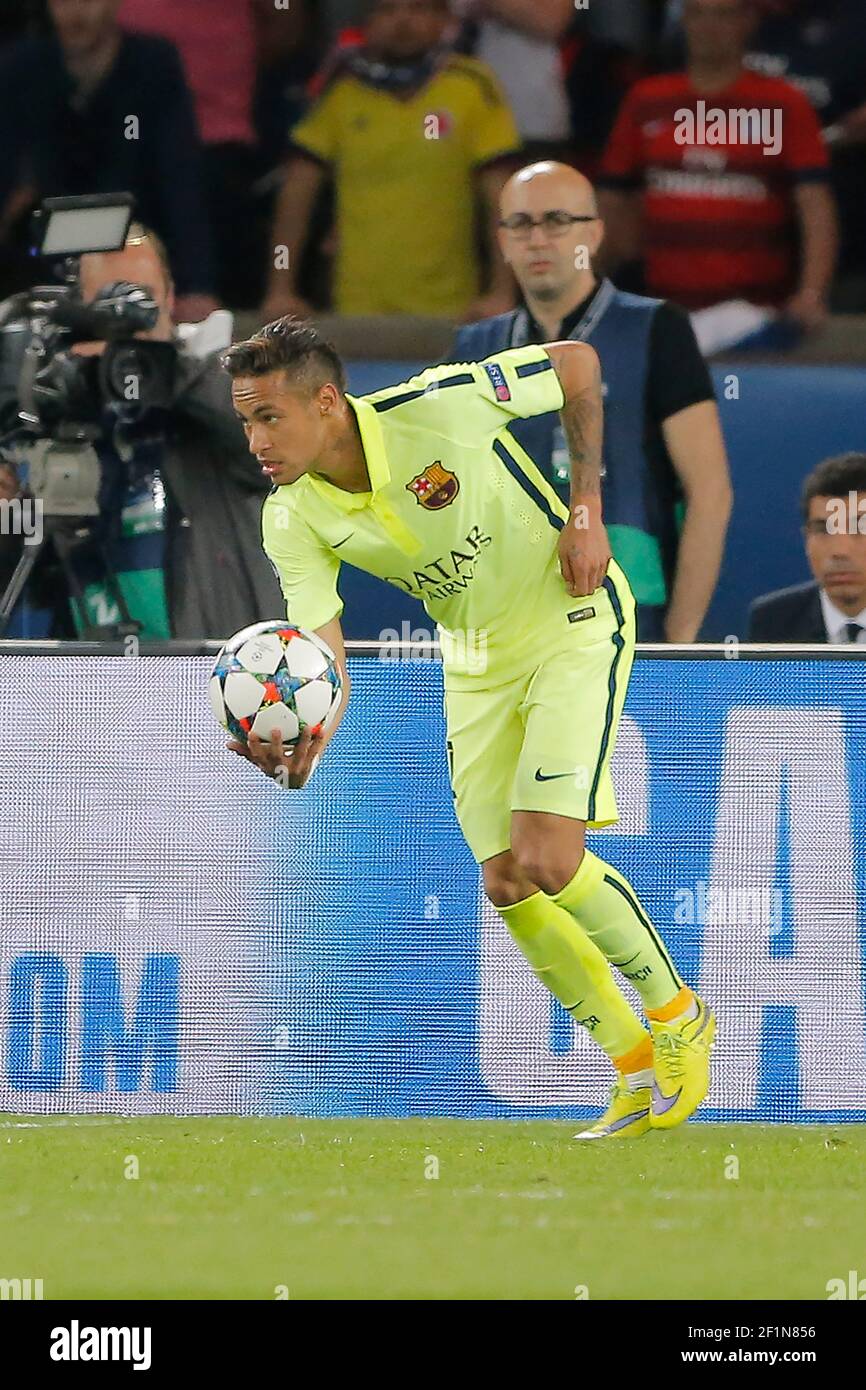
[210,620,343,747]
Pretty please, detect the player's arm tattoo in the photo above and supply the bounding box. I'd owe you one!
[560,365,603,506]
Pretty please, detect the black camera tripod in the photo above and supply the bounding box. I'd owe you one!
[0,511,142,640]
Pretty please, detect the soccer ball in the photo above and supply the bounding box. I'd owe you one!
[209,620,343,747]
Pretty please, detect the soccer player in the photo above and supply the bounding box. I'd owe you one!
[222,317,715,1138]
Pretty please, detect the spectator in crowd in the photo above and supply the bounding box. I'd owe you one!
[560,19,645,180]
[450,0,573,155]
[119,0,294,309]
[748,453,866,643]
[262,0,521,321]
[0,0,218,320]
[743,0,866,132]
[598,0,837,327]
[743,0,866,309]
[449,160,732,641]
[661,0,866,307]
[0,224,282,639]
[253,0,320,175]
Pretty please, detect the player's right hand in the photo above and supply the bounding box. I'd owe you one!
[228,726,323,788]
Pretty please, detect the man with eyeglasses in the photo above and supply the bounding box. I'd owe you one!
[749,453,866,642]
[449,159,732,642]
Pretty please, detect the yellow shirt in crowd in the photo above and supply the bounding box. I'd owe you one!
[291,55,520,318]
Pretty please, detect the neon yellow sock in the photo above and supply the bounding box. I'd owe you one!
[551,849,685,1013]
[497,890,649,1060]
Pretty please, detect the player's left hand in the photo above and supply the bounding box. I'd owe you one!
[228,725,324,788]
[558,511,612,598]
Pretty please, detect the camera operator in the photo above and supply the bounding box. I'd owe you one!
[1,221,283,639]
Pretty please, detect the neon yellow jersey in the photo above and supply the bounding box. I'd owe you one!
[290,56,519,317]
[262,345,633,689]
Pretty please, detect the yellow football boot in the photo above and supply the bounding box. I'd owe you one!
[573,1077,652,1141]
[650,997,716,1129]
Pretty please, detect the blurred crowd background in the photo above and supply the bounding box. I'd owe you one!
[0,0,865,648]
[0,0,864,319]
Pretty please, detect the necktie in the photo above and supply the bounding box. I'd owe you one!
[844,621,863,643]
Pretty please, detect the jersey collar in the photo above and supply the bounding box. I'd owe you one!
[307,394,390,511]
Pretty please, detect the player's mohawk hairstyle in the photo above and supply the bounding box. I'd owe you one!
[221,316,346,393]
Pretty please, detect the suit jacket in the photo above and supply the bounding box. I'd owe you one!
[747,580,826,642]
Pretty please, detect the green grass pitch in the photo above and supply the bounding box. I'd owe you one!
[2,1117,865,1300]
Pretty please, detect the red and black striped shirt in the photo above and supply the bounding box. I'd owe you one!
[599,70,829,309]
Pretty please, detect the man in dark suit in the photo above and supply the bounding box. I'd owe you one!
[748,452,866,643]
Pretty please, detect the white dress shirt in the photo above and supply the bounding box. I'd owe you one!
[819,589,866,643]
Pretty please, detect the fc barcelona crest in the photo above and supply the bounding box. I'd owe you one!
[406,461,459,510]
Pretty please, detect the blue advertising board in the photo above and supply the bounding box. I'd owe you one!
[1,649,864,1122]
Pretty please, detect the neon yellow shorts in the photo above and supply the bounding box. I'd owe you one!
[444,572,636,864]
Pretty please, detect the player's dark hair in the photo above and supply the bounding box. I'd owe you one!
[801,453,866,521]
[221,317,347,394]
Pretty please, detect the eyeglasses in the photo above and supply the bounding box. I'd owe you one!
[498,211,598,238]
